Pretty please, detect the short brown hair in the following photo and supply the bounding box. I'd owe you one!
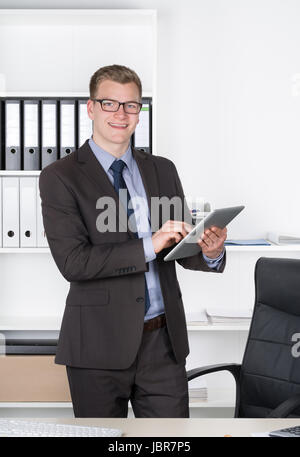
[89,64,142,100]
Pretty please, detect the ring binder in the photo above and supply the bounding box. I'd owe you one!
[20,177,37,248]
[41,99,58,169]
[2,177,19,247]
[59,99,76,158]
[77,99,93,148]
[23,100,40,170]
[5,100,21,170]
[133,97,152,154]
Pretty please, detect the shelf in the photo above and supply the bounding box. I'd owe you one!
[0,316,62,331]
[225,244,300,252]
[0,248,49,253]
[0,245,300,253]
[187,323,250,331]
[0,91,152,98]
[0,319,250,332]
[0,390,234,409]
[0,315,251,332]
[0,402,72,408]
[0,171,41,176]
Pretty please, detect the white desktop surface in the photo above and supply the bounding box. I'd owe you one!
[11,418,300,437]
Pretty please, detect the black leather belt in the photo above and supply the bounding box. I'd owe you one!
[144,314,166,332]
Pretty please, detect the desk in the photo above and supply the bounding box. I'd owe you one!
[16,418,300,437]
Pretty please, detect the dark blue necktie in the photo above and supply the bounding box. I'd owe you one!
[110,159,150,314]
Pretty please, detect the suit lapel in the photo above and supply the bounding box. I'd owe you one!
[132,148,160,213]
[75,141,130,234]
[75,141,161,235]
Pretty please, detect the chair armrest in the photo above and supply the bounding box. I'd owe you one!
[268,394,300,418]
[187,363,241,382]
[187,363,241,417]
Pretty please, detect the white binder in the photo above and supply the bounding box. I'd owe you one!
[5,100,21,170]
[2,177,19,247]
[78,99,93,147]
[36,177,48,247]
[41,99,58,168]
[60,100,76,157]
[23,100,40,170]
[134,102,150,152]
[20,177,37,247]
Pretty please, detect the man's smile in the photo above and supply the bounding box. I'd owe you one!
[108,122,128,129]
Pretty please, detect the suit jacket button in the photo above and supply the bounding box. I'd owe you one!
[136,297,144,303]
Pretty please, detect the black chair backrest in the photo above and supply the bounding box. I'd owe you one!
[238,257,300,417]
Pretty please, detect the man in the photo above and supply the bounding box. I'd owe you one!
[39,65,227,418]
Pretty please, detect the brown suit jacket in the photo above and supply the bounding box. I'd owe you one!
[39,140,226,369]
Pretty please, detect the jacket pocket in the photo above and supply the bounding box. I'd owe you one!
[66,288,109,306]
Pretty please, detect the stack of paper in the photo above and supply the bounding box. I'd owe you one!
[185,310,209,325]
[189,387,208,400]
[188,378,208,400]
[205,307,252,324]
[267,232,300,245]
[225,239,271,246]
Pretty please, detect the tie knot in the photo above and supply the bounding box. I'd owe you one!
[110,160,126,175]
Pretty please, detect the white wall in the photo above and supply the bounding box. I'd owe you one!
[3,0,300,238]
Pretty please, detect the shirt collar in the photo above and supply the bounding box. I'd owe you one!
[89,137,134,175]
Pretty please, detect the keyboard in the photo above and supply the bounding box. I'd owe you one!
[269,425,300,437]
[0,419,122,437]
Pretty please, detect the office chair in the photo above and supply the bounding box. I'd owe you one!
[187,257,300,418]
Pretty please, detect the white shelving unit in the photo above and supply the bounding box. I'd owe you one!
[0,8,299,419]
[0,8,157,331]
[0,8,159,418]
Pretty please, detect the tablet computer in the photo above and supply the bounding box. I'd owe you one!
[163,205,245,262]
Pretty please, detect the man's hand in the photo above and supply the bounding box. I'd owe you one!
[198,226,227,259]
[152,220,192,254]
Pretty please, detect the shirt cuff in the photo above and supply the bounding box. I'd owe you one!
[142,236,156,263]
[203,248,225,270]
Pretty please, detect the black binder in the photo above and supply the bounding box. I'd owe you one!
[41,99,58,169]
[132,96,152,154]
[5,99,22,170]
[77,98,93,147]
[0,99,4,169]
[23,99,40,170]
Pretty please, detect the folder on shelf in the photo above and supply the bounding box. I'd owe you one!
[77,99,93,147]
[23,100,40,170]
[0,100,4,169]
[133,98,151,153]
[5,100,21,170]
[0,177,2,247]
[41,99,58,169]
[267,232,300,245]
[205,306,252,324]
[36,177,48,247]
[59,99,76,158]
[186,310,209,325]
[225,239,271,246]
[2,177,19,247]
[20,177,37,248]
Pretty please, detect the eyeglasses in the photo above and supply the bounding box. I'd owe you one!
[91,98,142,114]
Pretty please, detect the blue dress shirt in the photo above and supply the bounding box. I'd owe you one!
[89,138,224,320]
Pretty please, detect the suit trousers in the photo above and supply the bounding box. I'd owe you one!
[66,324,189,418]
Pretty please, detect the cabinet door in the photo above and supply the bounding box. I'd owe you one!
[0,355,70,401]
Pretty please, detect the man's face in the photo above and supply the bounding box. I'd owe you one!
[87,79,140,151]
